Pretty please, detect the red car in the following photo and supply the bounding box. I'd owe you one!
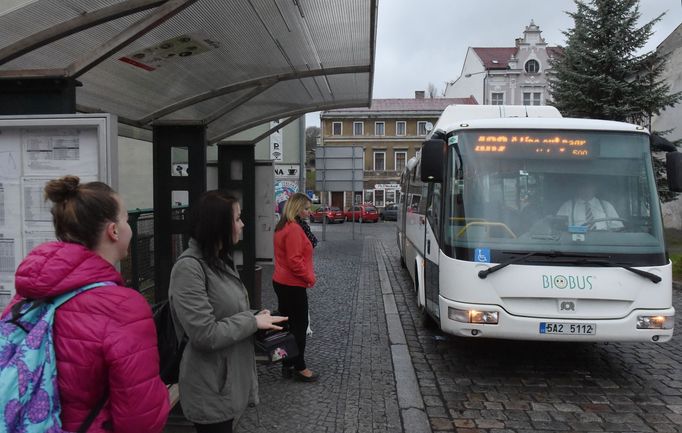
[345,205,380,223]
[310,206,345,223]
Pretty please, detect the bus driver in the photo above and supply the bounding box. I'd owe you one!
[556,178,623,230]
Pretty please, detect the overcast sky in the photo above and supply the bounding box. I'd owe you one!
[307,0,682,127]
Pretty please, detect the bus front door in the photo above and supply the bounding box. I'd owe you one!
[424,183,442,319]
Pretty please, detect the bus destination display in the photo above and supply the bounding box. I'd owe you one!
[473,134,591,158]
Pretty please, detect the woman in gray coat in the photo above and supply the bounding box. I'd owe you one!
[169,191,286,433]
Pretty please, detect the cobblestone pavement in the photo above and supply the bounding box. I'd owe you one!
[373,223,682,433]
[166,221,408,433]
[165,221,682,433]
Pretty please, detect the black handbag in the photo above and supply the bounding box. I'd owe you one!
[255,329,298,362]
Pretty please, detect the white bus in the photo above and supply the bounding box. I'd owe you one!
[397,105,682,342]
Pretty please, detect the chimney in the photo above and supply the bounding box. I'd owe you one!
[415,90,425,99]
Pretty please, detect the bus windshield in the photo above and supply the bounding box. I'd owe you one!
[443,129,665,263]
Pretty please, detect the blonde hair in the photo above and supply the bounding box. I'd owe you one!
[275,192,311,231]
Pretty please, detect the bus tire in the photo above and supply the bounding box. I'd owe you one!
[418,300,438,329]
[414,265,420,296]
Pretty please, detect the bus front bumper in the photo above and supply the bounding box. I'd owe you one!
[438,296,675,343]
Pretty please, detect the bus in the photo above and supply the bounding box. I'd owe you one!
[397,105,682,342]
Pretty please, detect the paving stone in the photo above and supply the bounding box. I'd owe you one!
[163,223,682,433]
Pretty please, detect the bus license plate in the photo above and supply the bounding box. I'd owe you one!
[539,322,596,335]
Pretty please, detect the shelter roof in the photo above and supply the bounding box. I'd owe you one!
[0,0,377,143]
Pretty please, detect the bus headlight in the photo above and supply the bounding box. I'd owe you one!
[448,307,499,324]
[636,315,674,329]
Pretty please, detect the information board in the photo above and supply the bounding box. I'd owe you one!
[0,114,117,310]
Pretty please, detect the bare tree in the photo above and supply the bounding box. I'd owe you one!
[427,82,439,98]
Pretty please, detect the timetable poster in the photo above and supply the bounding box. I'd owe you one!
[0,115,114,311]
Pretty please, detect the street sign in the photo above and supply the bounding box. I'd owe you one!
[274,164,299,179]
[314,146,364,191]
[269,120,283,161]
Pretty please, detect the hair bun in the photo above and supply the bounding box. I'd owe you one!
[44,175,81,203]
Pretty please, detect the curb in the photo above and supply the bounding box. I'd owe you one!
[375,245,433,433]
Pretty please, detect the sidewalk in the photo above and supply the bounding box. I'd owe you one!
[165,227,430,433]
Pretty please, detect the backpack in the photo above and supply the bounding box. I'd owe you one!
[152,300,187,385]
[153,256,199,385]
[0,281,114,433]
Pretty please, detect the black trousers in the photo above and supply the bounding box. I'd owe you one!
[194,419,233,433]
[272,281,309,371]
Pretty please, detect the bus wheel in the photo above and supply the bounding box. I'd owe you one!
[418,301,438,329]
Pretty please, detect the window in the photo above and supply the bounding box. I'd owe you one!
[525,59,540,73]
[353,121,364,136]
[332,122,342,135]
[427,183,442,241]
[417,121,428,135]
[523,92,542,106]
[395,151,407,172]
[374,122,385,136]
[364,190,374,204]
[375,189,384,207]
[386,190,396,204]
[396,121,406,136]
[373,151,385,171]
[491,92,504,105]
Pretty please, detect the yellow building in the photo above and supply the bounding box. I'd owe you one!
[319,92,476,209]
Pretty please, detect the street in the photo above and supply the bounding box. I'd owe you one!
[377,222,682,433]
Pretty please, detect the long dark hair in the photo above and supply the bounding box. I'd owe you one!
[44,175,119,250]
[187,190,239,272]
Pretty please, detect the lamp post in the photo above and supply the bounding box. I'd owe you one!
[465,70,489,104]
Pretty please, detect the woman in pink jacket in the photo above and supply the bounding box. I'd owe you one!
[4,176,170,433]
[273,192,318,382]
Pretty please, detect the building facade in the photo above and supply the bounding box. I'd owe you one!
[652,22,682,230]
[319,92,476,209]
[444,21,562,106]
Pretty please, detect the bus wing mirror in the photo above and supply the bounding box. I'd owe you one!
[667,151,682,192]
[651,134,677,152]
[420,139,447,183]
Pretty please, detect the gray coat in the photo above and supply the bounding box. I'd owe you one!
[168,239,258,424]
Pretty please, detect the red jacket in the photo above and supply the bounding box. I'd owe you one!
[273,221,315,288]
[4,242,170,433]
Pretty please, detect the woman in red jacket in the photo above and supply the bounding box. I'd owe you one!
[273,192,319,382]
[5,176,170,433]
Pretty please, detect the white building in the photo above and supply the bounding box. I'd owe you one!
[652,23,682,144]
[652,23,682,230]
[444,21,562,106]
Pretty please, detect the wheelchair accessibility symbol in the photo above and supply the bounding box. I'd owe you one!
[474,248,491,263]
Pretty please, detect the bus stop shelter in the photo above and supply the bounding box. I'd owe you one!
[0,0,377,299]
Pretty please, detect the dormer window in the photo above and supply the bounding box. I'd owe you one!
[525,59,540,73]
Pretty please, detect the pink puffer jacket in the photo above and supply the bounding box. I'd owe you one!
[4,242,170,433]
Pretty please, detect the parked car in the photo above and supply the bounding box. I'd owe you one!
[380,203,399,221]
[310,205,345,223]
[345,205,380,223]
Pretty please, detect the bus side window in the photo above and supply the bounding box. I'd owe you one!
[427,183,442,241]
[409,194,421,212]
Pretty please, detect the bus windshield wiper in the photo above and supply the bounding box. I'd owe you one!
[477,251,661,283]
[477,250,608,279]
[572,257,661,283]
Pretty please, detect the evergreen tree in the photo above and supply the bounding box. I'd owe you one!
[549,0,681,123]
[550,0,681,201]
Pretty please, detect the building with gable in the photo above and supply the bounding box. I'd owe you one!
[444,21,562,106]
[319,92,476,209]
